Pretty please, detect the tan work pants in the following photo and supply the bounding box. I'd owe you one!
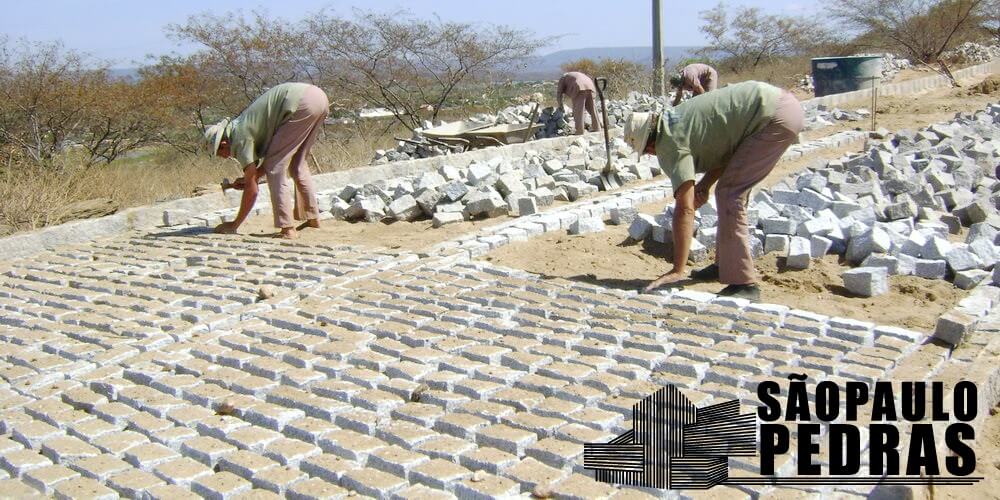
[262,85,329,229]
[715,91,804,285]
[572,90,601,135]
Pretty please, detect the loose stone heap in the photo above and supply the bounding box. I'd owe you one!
[371,93,672,164]
[942,42,1000,64]
[346,136,660,226]
[803,105,871,130]
[629,103,1000,296]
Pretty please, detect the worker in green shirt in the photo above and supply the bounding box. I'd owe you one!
[204,82,329,240]
[625,81,803,301]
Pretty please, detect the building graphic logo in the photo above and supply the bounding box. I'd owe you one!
[584,381,984,490]
[583,385,755,489]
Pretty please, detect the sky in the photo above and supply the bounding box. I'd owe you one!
[0,0,823,67]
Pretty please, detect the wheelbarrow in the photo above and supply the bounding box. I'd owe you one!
[467,104,542,148]
[416,120,495,151]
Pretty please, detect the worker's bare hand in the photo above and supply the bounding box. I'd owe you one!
[231,178,247,190]
[214,221,239,234]
[643,269,687,293]
[694,185,710,209]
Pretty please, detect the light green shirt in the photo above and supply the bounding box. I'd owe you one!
[229,82,310,167]
[656,81,781,192]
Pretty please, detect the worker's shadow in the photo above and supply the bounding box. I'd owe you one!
[146,226,214,239]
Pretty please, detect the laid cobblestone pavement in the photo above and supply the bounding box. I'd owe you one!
[0,129,997,499]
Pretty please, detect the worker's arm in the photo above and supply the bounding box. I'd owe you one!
[694,167,724,208]
[689,79,706,95]
[556,77,565,109]
[215,163,261,234]
[643,180,696,292]
[671,88,683,107]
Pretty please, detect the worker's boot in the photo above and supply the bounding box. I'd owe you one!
[718,284,760,302]
[690,264,720,281]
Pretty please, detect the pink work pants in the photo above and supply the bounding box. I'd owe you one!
[261,85,329,228]
[572,90,601,135]
[715,91,804,285]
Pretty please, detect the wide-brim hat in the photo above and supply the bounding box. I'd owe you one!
[204,118,231,157]
[624,112,656,158]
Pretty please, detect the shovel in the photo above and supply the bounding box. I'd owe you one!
[594,77,621,191]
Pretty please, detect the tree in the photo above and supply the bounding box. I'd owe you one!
[304,10,544,131]
[698,3,833,72]
[0,39,106,166]
[560,58,651,98]
[166,10,315,105]
[831,0,986,63]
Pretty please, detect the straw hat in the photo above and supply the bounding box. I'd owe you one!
[204,118,232,157]
[624,112,657,158]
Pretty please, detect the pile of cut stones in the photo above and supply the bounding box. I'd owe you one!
[370,92,672,164]
[342,136,660,226]
[628,102,1000,297]
[803,104,871,130]
[942,42,1000,65]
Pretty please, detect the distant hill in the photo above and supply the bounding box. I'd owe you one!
[517,46,705,80]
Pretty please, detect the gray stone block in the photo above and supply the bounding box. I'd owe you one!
[922,236,953,260]
[388,194,423,221]
[786,237,812,269]
[954,269,991,290]
[432,212,464,228]
[162,209,190,227]
[810,235,833,257]
[495,173,526,197]
[441,181,469,203]
[330,198,350,219]
[529,188,555,207]
[762,217,796,235]
[842,267,889,297]
[569,217,605,235]
[543,159,564,174]
[994,266,1000,286]
[467,164,494,185]
[934,311,978,346]
[688,239,708,263]
[628,215,656,241]
[968,239,999,266]
[414,188,444,216]
[945,247,984,272]
[764,234,790,254]
[414,171,446,191]
[610,207,638,226]
[338,184,360,201]
[913,259,947,279]
[862,254,899,275]
[565,183,597,201]
[652,225,671,244]
[517,197,539,217]
[344,197,386,222]
[463,188,507,219]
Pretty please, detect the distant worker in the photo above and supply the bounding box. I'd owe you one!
[625,81,803,301]
[556,71,601,135]
[670,63,719,106]
[204,82,329,240]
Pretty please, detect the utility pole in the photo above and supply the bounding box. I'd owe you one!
[652,0,665,96]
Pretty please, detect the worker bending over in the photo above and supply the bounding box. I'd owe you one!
[670,63,719,106]
[626,81,803,301]
[556,71,601,135]
[204,82,329,240]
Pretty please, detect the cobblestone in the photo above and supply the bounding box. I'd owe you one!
[0,151,971,499]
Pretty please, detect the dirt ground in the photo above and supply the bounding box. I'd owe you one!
[482,223,963,331]
[478,76,1000,331]
[803,73,1000,139]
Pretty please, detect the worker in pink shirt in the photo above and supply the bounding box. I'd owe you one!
[671,63,719,106]
[556,71,601,135]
